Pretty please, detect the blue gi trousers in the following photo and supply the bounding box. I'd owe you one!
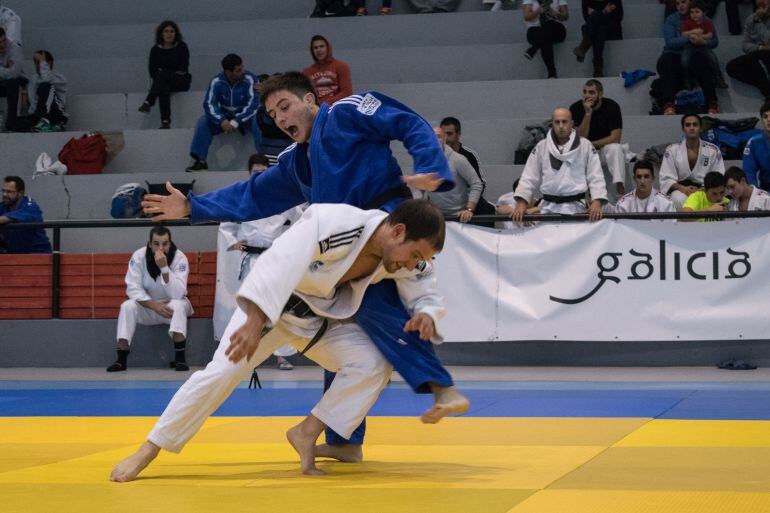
[323,279,454,445]
[189,115,262,161]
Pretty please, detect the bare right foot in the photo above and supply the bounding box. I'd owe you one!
[287,425,325,476]
[314,443,363,462]
[421,386,470,424]
[109,441,160,482]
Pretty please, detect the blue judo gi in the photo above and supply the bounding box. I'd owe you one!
[189,91,456,444]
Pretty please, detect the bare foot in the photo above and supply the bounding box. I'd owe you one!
[315,443,363,462]
[287,425,325,475]
[421,386,470,424]
[110,441,160,482]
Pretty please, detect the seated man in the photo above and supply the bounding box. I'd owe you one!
[110,200,468,481]
[26,50,68,132]
[0,27,24,131]
[511,107,607,222]
[570,79,627,197]
[725,166,770,210]
[606,160,675,213]
[659,113,724,210]
[106,226,193,372]
[0,175,51,253]
[681,170,730,220]
[743,100,770,191]
[186,54,261,172]
[497,178,540,228]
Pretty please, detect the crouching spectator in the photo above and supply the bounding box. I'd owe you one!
[726,165,770,210]
[0,175,51,253]
[681,170,730,219]
[725,0,770,101]
[106,227,193,372]
[573,0,623,77]
[25,50,67,132]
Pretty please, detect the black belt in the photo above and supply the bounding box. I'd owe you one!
[242,245,268,254]
[678,179,701,187]
[542,193,586,204]
[365,184,413,210]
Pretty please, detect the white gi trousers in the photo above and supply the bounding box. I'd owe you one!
[116,299,193,344]
[147,307,392,453]
[599,144,626,189]
[539,200,587,215]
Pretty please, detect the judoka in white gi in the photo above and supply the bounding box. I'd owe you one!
[106,226,193,372]
[659,114,725,211]
[604,160,675,214]
[110,199,468,481]
[726,166,770,211]
[511,107,607,222]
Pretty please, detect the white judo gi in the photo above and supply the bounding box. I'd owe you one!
[659,139,725,210]
[604,188,675,213]
[728,186,770,211]
[213,206,305,363]
[515,129,607,215]
[117,247,193,344]
[148,204,445,452]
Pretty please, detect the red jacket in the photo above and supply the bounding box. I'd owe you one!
[302,36,353,106]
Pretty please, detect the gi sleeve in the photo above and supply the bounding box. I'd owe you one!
[658,144,679,194]
[586,144,608,201]
[3,199,43,223]
[162,252,189,299]
[336,91,454,191]
[218,222,242,248]
[203,78,225,124]
[125,253,152,302]
[189,160,306,224]
[395,261,446,344]
[514,145,543,203]
[232,75,259,126]
[236,207,321,324]
[743,138,760,187]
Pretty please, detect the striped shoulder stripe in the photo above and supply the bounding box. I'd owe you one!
[318,226,364,254]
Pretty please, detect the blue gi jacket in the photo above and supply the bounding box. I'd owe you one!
[744,133,770,190]
[189,91,454,223]
[0,196,52,254]
[203,71,259,126]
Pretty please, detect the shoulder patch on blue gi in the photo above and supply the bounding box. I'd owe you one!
[318,226,364,254]
[357,93,382,116]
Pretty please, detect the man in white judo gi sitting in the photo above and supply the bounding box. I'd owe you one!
[110,199,468,481]
[604,160,675,213]
[106,226,193,372]
[510,107,607,222]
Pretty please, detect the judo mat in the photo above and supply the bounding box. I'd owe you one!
[2,369,770,513]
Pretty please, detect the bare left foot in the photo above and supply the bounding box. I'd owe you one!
[287,425,325,475]
[109,441,160,482]
[421,387,470,424]
[315,443,363,462]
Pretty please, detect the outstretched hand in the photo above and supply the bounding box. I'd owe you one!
[402,172,444,192]
[403,313,436,341]
[142,182,191,221]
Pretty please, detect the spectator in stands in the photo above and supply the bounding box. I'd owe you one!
[569,80,626,195]
[743,100,770,189]
[605,160,675,212]
[725,0,770,101]
[407,0,460,12]
[138,20,191,130]
[573,0,623,77]
[256,74,293,165]
[681,170,729,218]
[522,0,569,79]
[303,35,352,106]
[726,165,770,209]
[0,27,24,131]
[425,127,484,223]
[721,0,753,35]
[186,54,261,173]
[25,50,67,132]
[659,113,725,210]
[0,175,51,254]
[681,1,728,88]
[0,2,20,46]
[107,226,192,373]
[511,107,607,222]
[356,0,392,14]
[656,0,719,115]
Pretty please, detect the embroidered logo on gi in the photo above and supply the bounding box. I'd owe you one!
[703,157,709,166]
[396,338,408,346]
[310,260,324,272]
[357,94,381,116]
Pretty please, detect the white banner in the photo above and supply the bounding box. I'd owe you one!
[435,219,770,342]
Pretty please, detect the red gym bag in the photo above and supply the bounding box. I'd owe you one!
[58,134,108,175]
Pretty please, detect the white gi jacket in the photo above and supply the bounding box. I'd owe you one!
[659,139,725,194]
[605,188,675,213]
[514,129,607,204]
[125,247,190,302]
[236,204,446,343]
[729,187,770,211]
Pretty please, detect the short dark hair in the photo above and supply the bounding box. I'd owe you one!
[221,53,242,71]
[247,153,271,170]
[760,100,770,118]
[681,113,701,128]
[704,171,726,190]
[633,160,655,177]
[584,79,603,92]
[724,166,746,183]
[149,225,172,242]
[439,117,461,133]
[4,175,24,193]
[259,71,317,108]
[386,199,446,252]
[155,20,183,46]
[690,0,706,10]
[35,50,54,68]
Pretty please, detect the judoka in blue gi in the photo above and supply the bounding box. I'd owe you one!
[110,72,469,481]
